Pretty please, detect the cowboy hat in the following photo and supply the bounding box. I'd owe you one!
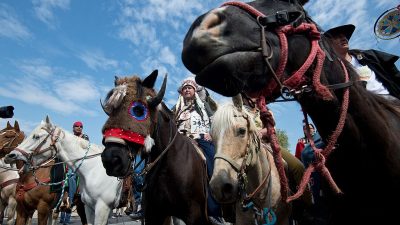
[324,24,355,40]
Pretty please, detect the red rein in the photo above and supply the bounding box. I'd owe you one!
[221,1,347,202]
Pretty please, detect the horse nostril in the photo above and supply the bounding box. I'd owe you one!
[200,11,222,31]
[222,182,234,195]
[7,153,16,159]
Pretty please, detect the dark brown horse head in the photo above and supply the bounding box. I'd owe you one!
[101,70,167,177]
[182,0,311,98]
[0,120,25,158]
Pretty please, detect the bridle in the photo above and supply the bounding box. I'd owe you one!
[14,127,62,169]
[214,112,272,209]
[221,1,353,102]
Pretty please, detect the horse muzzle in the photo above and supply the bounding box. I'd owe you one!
[101,143,132,177]
[210,170,238,204]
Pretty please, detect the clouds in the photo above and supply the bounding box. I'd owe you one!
[32,0,70,29]
[77,49,119,71]
[0,3,32,40]
[17,59,53,78]
[0,60,101,116]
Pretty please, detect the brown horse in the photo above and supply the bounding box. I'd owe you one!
[182,1,400,225]
[0,121,25,225]
[0,121,25,158]
[1,122,64,225]
[100,70,212,225]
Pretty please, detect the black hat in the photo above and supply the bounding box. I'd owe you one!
[324,24,355,40]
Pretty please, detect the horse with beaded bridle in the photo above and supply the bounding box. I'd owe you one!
[182,0,400,224]
[100,70,213,225]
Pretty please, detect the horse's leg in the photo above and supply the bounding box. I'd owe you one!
[6,196,17,225]
[14,204,28,225]
[185,204,209,225]
[93,200,111,225]
[46,209,54,225]
[145,206,168,225]
[36,202,50,225]
[84,205,95,225]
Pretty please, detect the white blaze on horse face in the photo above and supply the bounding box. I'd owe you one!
[214,117,249,178]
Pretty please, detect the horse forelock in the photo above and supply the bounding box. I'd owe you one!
[212,103,259,151]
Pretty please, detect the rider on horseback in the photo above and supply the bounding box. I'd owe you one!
[173,78,224,225]
[325,24,400,100]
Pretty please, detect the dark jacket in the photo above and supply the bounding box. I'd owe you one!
[349,49,400,99]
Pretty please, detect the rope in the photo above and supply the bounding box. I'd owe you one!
[257,97,289,201]
[286,60,349,202]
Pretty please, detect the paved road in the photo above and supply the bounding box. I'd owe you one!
[2,213,144,225]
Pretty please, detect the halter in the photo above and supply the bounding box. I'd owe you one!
[15,127,61,169]
[214,112,273,211]
[221,1,331,101]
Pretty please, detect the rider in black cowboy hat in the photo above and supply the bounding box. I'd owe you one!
[325,24,400,100]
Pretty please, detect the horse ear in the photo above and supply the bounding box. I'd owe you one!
[6,121,12,129]
[232,94,243,112]
[45,116,53,128]
[114,76,119,86]
[13,121,20,132]
[142,70,159,89]
[295,0,309,6]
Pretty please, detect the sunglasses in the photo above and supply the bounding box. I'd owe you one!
[74,126,83,128]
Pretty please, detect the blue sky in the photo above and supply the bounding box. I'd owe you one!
[0,0,398,153]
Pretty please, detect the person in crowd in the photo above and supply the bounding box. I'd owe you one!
[172,77,224,225]
[300,123,328,224]
[128,154,145,220]
[59,121,89,225]
[295,123,315,161]
[325,24,400,100]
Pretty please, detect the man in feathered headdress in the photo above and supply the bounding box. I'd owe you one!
[173,77,224,225]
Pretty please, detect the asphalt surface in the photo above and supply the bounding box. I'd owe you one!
[2,212,145,225]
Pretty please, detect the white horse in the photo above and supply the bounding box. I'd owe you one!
[5,116,124,225]
[0,158,18,225]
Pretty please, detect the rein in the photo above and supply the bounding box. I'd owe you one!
[138,117,178,176]
[222,1,350,202]
[214,113,273,210]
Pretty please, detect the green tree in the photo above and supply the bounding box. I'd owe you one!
[276,129,289,151]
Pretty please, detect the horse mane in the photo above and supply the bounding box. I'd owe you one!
[60,128,104,154]
[211,103,258,140]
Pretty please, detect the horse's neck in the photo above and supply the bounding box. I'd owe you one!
[19,165,50,184]
[0,168,18,183]
[57,132,102,181]
[152,113,177,155]
[247,146,280,208]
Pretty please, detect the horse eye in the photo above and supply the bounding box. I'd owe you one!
[132,106,144,117]
[32,134,40,140]
[238,127,246,136]
[129,101,148,121]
